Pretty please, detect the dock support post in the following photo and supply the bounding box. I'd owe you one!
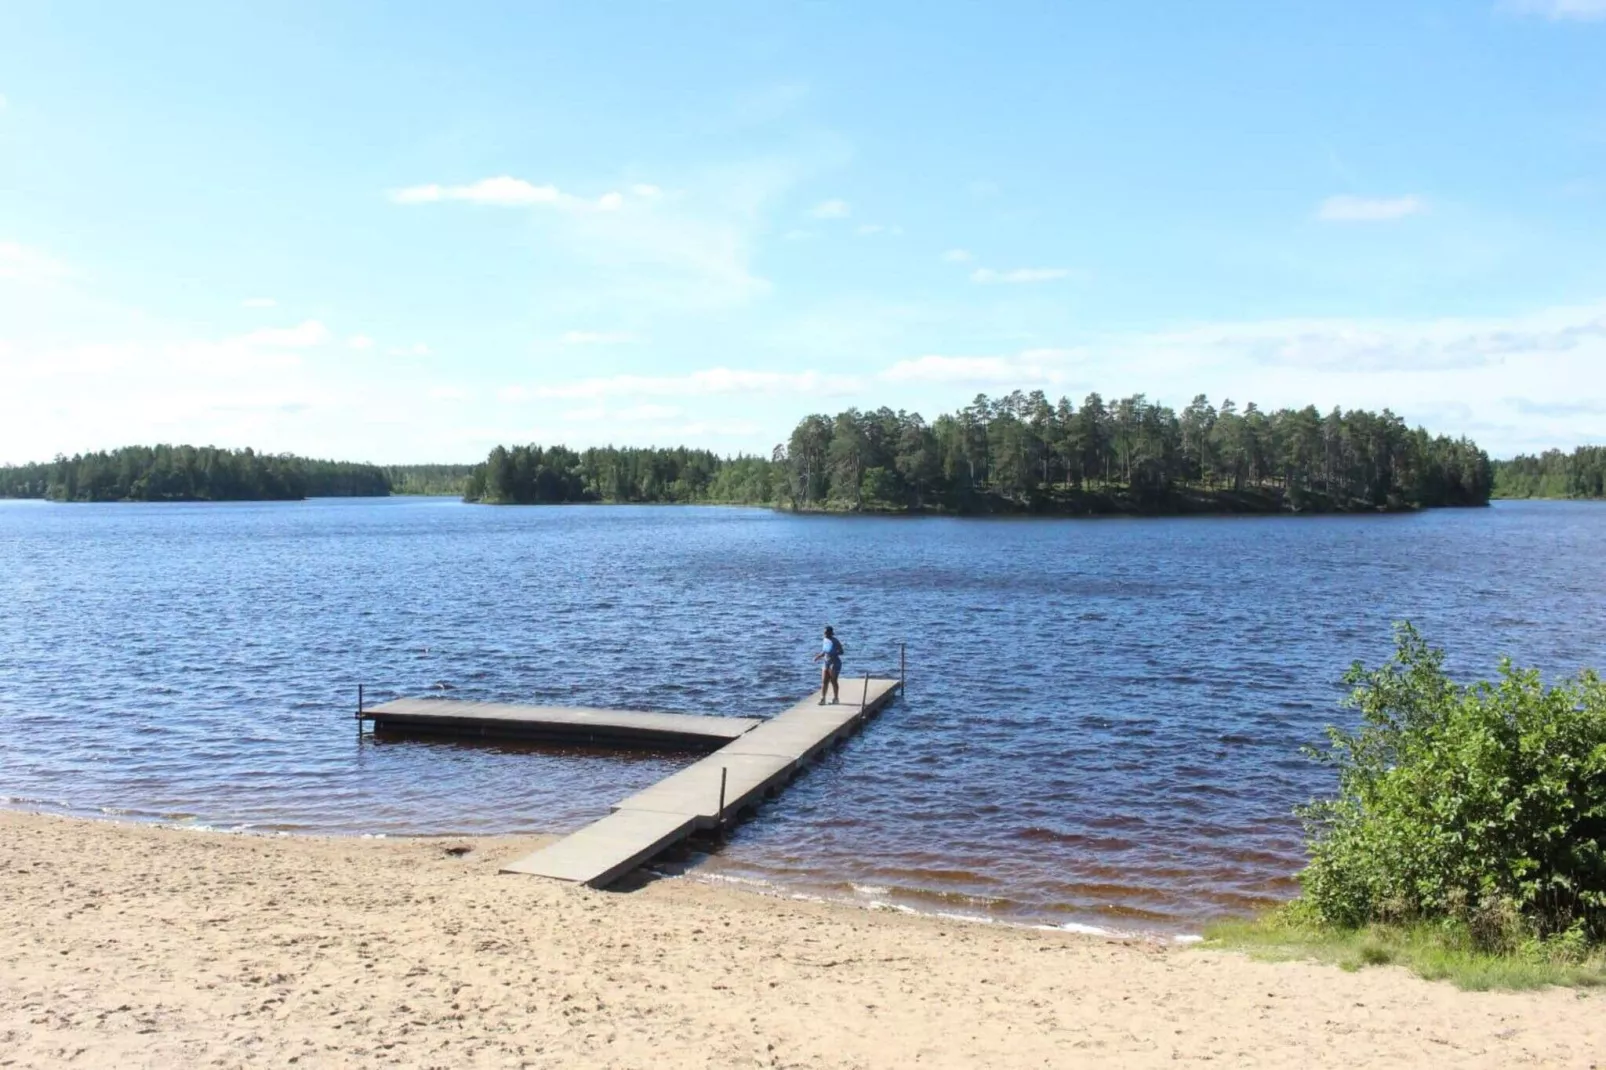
[357,684,364,721]
[900,643,906,696]
[718,767,728,827]
[861,671,869,711]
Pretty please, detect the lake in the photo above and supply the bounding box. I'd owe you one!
[1,497,1602,934]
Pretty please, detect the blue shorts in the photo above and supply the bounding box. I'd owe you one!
[825,655,842,675]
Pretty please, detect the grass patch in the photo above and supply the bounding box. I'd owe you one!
[1202,907,1606,991]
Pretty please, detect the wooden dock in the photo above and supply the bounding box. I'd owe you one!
[501,677,902,887]
[361,697,762,750]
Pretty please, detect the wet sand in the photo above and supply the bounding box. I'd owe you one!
[0,810,1599,1068]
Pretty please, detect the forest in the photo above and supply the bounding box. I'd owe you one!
[0,446,390,502]
[466,390,1493,513]
[1491,446,1606,499]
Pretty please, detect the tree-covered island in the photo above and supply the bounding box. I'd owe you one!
[464,391,1494,513]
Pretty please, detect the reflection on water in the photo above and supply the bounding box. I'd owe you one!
[2,497,1603,932]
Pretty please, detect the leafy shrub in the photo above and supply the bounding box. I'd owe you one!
[1299,624,1606,948]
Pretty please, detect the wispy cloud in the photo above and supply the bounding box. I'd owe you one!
[1506,396,1606,416]
[941,249,972,263]
[855,223,902,237]
[1500,0,1606,20]
[1143,303,1606,373]
[0,242,68,282]
[241,297,277,308]
[810,198,850,219]
[390,176,625,212]
[1315,195,1426,222]
[241,320,330,348]
[347,334,374,351]
[387,342,431,357]
[970,267,1073,284]
[560,330,638,345]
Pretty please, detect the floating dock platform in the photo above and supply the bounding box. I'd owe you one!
[500,677,902,887]
[361,697,760,750]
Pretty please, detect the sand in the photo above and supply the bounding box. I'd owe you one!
[0,810,1599,1069]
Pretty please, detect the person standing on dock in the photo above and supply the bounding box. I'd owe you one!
[813,625,843,704]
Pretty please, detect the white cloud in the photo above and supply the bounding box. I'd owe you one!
[970,267,1073,284]
[0,242,68,282]
[240,320,330,347]
[881,350,1079,387]
[387,342,431,357]
[501,366,862,402]
[1501,0,1606,19]
[347,334,374,351]
[810,198,850,219]
[241,297,277,308]
[630,184,664,199]
[560,330,639,345]
[390,176,620,212]
[554,403,685,424]
[855,223,902,237]
[941,249,972,263]
[1315,195,1426,222]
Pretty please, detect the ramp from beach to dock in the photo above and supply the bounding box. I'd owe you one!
[500,677,902,887]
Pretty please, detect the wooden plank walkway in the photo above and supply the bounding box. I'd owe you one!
[500,677,902,886]
[361,698,761,750]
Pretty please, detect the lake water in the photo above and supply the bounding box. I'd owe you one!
[2,498,1603,934]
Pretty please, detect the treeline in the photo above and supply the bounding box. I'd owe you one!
[1492,447,1606,500]
[0,445,390,502]
[464,390,1491,513]
[464,445,777,504]
[786,392,1490,511]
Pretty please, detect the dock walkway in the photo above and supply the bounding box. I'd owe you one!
[502,678,902,887]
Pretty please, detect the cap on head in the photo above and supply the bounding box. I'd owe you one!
[823,626,834,637]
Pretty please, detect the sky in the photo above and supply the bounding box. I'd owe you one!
[2,1,1604,465]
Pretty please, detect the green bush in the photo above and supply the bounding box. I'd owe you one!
[1299,624,1606,948]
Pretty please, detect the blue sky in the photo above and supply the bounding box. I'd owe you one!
[2,1,1604,464]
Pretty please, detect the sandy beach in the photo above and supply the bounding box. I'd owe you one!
[0,810,1598,1069]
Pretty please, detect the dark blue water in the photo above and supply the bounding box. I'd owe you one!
[2,498,1602,932]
